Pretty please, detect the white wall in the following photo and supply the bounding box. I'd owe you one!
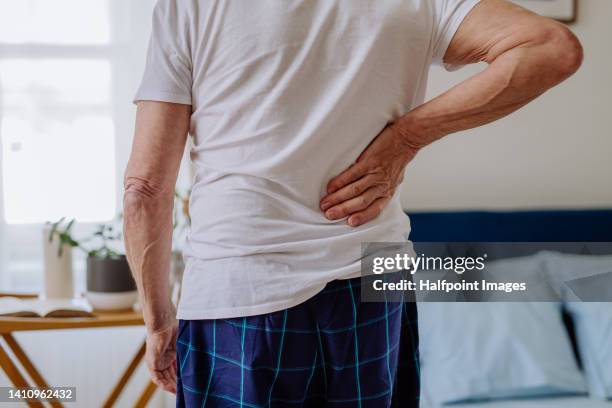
[401,0,612,211]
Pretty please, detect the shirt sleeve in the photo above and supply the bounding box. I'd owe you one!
[133,0,192,105]
[430,0,481,71]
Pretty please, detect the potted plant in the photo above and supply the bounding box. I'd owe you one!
[84,223,137,311]
[46,218,137,310]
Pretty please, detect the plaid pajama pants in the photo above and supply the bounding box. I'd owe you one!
[176,274,420,407]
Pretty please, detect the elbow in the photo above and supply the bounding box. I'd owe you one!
[543,24,584,80]
[553,26,583,77]
[123,176,165,221]
[123,186,144,222]
[123,181,147,226]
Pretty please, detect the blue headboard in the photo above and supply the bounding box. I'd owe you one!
[407,209,612,242]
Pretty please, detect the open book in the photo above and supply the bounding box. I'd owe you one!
[0,297,94,318]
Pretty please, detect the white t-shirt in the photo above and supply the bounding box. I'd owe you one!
[135,0,479,319]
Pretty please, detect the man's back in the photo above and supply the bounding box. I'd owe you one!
[135,0,474,319]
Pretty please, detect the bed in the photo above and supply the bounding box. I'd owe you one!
[407,209,612,408]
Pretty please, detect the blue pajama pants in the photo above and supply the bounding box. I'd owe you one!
[176,275,420,407]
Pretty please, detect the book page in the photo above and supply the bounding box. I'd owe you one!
[0,297,94,318]
[0,297,40,317]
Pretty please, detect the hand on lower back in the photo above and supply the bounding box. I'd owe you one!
[320,124,418,227]
[146,322,178,394]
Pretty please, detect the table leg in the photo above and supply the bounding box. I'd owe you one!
[2,334,63,408]
[0,340,44,408]
[133,381,157,408]
[102,341,146,408]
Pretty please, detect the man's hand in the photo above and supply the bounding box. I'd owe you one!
[146,322,179,394]
[320,125,418,227]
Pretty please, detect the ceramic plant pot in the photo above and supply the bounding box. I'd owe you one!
[85,255,137,311]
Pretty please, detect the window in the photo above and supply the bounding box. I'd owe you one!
[0,0,111,45]
[1,59,116,223]
[0,0,159,290]
[0,1,116,224]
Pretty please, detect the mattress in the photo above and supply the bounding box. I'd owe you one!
[420,396,612,408]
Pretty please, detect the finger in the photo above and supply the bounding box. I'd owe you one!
[169,361,177,384]
[161,363,175,382]
[148,362,171,387]
[347,197,390,227]
[324,187,382,220]
[158,378,175,394]
[171,359,178,379]
[166,369,178,394]
[168,383,177,394]
[163,368,178,394]
[320,174,382,211]
[156,368,177,394]
[326,161,369,194]
[150,369,165,388]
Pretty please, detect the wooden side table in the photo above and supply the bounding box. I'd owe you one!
[0,294,157,408]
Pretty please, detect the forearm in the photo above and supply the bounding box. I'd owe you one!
[392,22,582,149]
[122,101,190,333]
[124,181,175,333]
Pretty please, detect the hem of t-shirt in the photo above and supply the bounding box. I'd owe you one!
[133,90,191,106]
[176,283,327,320]
[438,0,481,72]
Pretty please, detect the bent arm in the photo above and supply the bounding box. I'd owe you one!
[322,0,582,226]
[391,0,583,149]
[123,101,190,333]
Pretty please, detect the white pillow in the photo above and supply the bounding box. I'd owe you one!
[544,253,612,399]
[542,252,612,302]
[419,301,586,404]
[418,256,586,405]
